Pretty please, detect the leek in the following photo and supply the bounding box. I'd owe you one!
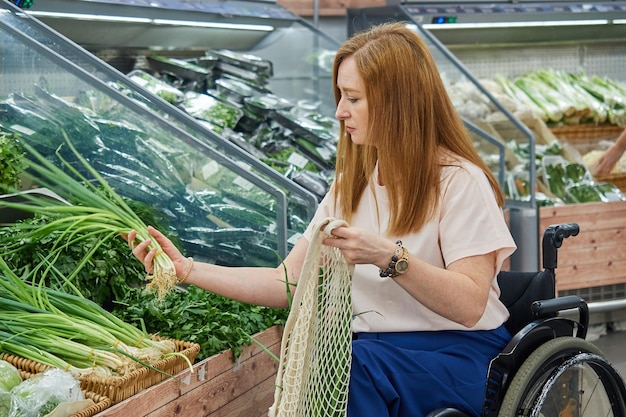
[494,75,546,121]
[514,76,565,123]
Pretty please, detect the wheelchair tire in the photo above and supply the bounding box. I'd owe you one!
[498,336,626,417]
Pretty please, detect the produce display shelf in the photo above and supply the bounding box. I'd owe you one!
[1,0,323,266]
[94,326,283,417]
[548,124,626,192]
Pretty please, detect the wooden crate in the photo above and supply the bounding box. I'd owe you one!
[94,326,283,417]
[539,201,626,292]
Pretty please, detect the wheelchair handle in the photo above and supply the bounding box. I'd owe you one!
[531,295,588,339]
[542,223,579,270]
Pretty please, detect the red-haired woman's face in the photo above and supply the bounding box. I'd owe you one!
[335,56,369,146]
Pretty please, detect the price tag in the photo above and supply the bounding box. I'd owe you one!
[10,124,35,136]
[201,160,220,180]
[233,175,254,191]
[287,152,310,169]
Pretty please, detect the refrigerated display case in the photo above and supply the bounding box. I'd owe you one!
[15,0,344,205]
[0,0,324,266]
[22,0,342,115]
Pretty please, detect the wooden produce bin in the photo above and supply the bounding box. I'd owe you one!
[95,326,283,417]
[539,201,626,293]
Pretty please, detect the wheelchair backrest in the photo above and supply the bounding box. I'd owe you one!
[497,269,556,336]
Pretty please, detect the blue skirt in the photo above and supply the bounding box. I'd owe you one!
[348,325,511,417]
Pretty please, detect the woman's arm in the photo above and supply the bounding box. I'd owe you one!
[594,128,626,175]
[128,226,309,309]
[323,226,496,328]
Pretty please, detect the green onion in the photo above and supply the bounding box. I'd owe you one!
[0,130,176,298]
[0,256,182,377]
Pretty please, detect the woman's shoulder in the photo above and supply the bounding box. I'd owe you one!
[439,151,484,179]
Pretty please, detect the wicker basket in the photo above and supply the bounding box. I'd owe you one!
[549,124,623,141]
[79,337,200,404]
[72,391,113,417]
[1,336,200,405]
[595,172,626,192]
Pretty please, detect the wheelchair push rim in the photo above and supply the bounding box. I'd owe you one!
[498,337,626,417]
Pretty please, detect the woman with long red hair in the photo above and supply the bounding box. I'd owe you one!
[129,22,516,417]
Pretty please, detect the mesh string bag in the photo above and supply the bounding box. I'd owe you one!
[268,217,354,417]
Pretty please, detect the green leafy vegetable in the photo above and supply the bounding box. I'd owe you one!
[0,132,178,299]
[0,360,21,393]
[0,130,27,192]
[113,285,288,360]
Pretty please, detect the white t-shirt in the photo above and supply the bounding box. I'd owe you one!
[303,158,517,333]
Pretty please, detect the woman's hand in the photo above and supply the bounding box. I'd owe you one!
[594,130,626,175]
[127,226,188,278]
[593,145,622,175]
[321,225,396,270]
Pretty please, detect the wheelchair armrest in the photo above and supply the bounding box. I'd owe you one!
[532,295,588,339]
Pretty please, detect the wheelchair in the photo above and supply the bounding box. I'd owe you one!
[428,223,626,417]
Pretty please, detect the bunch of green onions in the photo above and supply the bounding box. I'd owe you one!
[0,131,177,299]
[0,256,183,378]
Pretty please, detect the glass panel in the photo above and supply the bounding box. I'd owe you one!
[0,4,311,266]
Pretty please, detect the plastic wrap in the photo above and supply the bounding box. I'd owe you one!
[0,361,21,393]
[7,369,85,417]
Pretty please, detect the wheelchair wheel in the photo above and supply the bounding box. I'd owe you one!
[498,336,626,417]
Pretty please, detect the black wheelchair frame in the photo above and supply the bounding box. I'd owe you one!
[428,223,626,417]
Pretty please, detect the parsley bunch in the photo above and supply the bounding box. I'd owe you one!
[0,130,27,192]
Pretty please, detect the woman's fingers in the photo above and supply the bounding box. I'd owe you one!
[125,229,156,273]
[143,247,157,274]
[126,230,136,248]
[132,238,151,256]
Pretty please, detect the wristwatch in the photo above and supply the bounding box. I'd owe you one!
[392,247,410,277]
[379,241,410,278]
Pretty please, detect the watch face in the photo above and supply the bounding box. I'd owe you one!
[395,259,409,274]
